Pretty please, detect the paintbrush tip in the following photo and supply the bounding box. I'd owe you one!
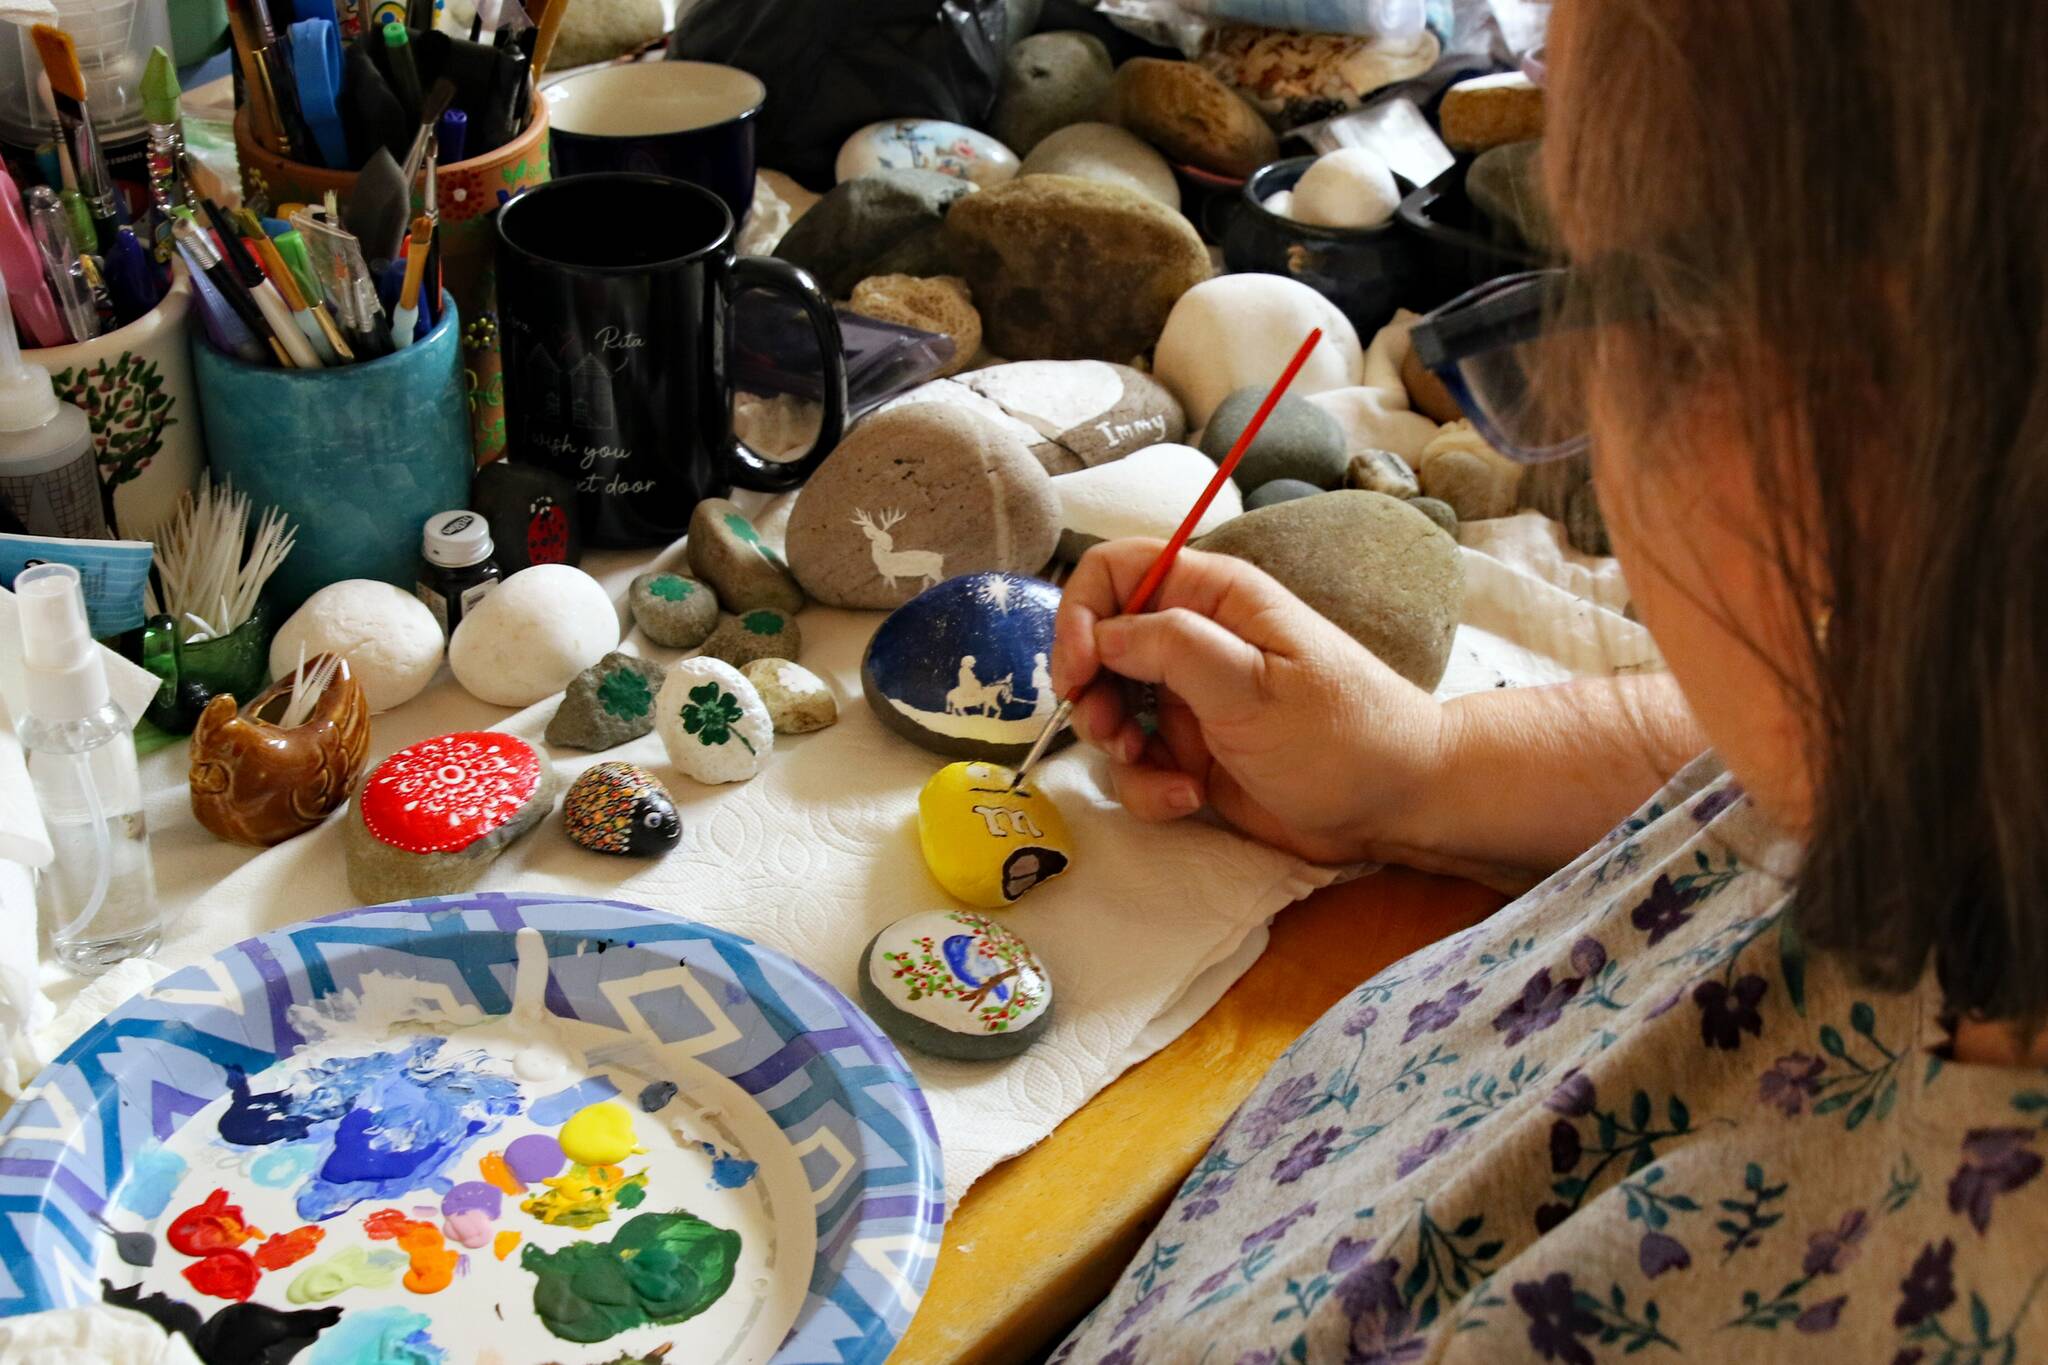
[30,25,85,104]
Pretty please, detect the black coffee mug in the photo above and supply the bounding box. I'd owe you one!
[543,62,764,228]
[494,173,848,547]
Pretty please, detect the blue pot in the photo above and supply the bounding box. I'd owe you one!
[192,298,471,614]
[1220,155,1422,338]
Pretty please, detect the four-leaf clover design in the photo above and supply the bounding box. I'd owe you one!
[682,682,754,753]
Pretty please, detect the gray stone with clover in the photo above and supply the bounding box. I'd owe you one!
[546,651,669,752]
[700,609,802,669]
[686,497,806,615]
[656,657,775,784]
[629,570,719,649]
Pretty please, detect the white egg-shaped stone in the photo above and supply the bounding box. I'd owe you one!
[269,579,444,713]
[447,564,620,708]
[1289,147,1401,229]
[656,657,775,784]
[836,119,1020,188]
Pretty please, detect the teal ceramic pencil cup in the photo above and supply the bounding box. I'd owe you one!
[192,298,471,613]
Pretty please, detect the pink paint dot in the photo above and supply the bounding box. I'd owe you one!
[505,1133,566,1183]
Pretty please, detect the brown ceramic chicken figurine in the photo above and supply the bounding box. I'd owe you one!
[190,654,372,846]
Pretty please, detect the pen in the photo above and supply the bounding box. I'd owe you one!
[26,186,97,344]
[384,23,423,124]
[30,26,122,249]
[212,204,320,368]
[436,107,467,163]
[171,215,284,364]
[178,238,266,361]
[104,227,158,325]
[141,47,188,224]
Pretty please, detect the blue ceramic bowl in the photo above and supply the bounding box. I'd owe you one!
[1221,154,1422,338]
[544,60,765,227]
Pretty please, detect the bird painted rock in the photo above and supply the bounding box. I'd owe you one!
[858,910,1053,1060]
[917,760,1073,907]
[189,654,371,846]
[564,762,680,857]
[342,731,558,902]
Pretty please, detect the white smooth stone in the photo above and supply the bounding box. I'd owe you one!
[656,657,775,784]
[1019,122,1180,211]
[1053,442,1243,544]
[269,579,444,714]
[1289,147,1401,229]
[1154,274,1366,428]
[447,564,620,708]
[835,119,1021,188]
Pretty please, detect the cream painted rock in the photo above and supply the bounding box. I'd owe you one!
[858,910,1054,1060]
[880,360,1186,475]
[448,564,620,707]
[848,275,982,378]
[1290,148,1401,229]
[656,657,774,785]
[741,657,838,734]
[836,119,1021,188]
[1053,442,1243,561]
[1419,419,1524,522]
[1307,386,1442,465]
[1154,275,1365,428]
[917,760,1074,907]
[1019,122,1180,211]
[269,579,443,713]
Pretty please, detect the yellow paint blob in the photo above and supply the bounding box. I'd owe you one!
[285,1247,407,1304]
[558,1101,642,1166]
[520,1162,650,1228]
[479,1150,525,1195]
[493,1230,522,1261]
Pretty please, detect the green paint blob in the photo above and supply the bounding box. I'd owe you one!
[647,575,692,602]
[520,1210,741,1344]
[598,668,654,720]
[286,1247,407,1304]
[616,1181,647,1209]
[740,610,784,636]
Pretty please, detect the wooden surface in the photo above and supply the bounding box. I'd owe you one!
[890,868,1509,1364]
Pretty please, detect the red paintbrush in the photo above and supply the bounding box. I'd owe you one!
[1005,326,1325,791]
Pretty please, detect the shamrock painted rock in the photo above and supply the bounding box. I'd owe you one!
[700,609,802,668]
[629,570,718,650]
[546,651,668,751]
[686,497,804,614]
[858,910,1053,1060]
[862,572,1072,764]
[917,760,1073,906]
[343,731,558,901]
[656,658,775,785]
[564,762,680,857]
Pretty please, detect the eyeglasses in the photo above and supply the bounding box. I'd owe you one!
[1410,269,1590,465]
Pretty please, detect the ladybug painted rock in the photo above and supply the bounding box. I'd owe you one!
[564,762,681,857]
[474,461,583,573]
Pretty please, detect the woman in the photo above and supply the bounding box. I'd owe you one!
[1049,2,2048,1360]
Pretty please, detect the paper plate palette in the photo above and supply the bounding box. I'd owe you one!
[0,893,944,1364]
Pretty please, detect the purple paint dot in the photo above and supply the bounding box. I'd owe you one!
[441,1181,503,1219]
[505,1133,566,1182]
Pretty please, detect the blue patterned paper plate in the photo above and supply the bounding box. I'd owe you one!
[0,893,946,1363]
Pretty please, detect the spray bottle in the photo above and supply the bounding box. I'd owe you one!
[13,562,161,973]
[0,267,106,540]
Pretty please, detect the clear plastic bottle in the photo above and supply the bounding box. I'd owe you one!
[13,561,161,974]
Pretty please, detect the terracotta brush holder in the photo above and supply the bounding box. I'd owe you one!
[189,654,372,846]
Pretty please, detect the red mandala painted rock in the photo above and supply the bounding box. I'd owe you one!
[360,732,543,854]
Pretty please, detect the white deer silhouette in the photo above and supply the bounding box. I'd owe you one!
[851,507,945,591]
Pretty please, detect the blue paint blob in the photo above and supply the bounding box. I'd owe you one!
[219,1067,320,1146]
[942,933,1011,1003]
[529,1075,619,1127]
[321,1107,451,1183]
[637,1080,678,1113]
[116,1143,186,1219]
[697,1141,759,1190]
[249,1143,324,1189]
[304,1304,446,1365]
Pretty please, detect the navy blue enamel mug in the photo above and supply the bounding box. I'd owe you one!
[543,61,765,226]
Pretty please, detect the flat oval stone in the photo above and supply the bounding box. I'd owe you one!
[564,761,679,857]
[741,658,838,734]
[629,570,718,650]
[343,731,557,902]
[858,910,1053,1060]
[1200,388,1348,491]
[835,119,1020,188]
[656,657,775,785]
[862,573,1070,764]
[917,760,1073,907]
[881,360,1187,476]
[700,609,801,668]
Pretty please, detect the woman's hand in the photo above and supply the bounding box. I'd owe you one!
[1050,540,1448,866]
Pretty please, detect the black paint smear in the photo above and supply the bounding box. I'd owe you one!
[637,1080,678,1113]
[103,1280,342,1364]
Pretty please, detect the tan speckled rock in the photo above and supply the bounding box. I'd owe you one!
[849,275,982,378]
[1419,420,1523,522]
[742,658,838,734]
[1103,57,1278,179]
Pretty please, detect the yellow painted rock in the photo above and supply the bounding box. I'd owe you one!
[917,761,1073,907]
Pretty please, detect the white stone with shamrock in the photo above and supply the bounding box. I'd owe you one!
[656,657,776,784]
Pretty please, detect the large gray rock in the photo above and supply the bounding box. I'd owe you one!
[546,651,667,752]
[992,31,1114,155]
[686,498,805,614]
[1193,490,1461,690]
[773,169,976,299]
[1200,387,1348,491]
[882,359,1185,475]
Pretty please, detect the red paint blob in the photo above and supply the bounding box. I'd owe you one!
[182,1249,259,1301]
[253,1225,325,1270]
[167,1188,260,1256]
[362,1208,413,1240]
[359,733,542,854]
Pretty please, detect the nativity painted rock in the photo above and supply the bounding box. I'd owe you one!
[700,609,801,668]
[917,760,1075,907]
[685,497,805,615]
[836,119,1021,188]
[785,403,1061,610]
[881,360,1187,475]
[741,657,838,734]
[858,909,1053,1060]
[1053,442,1243,562]
[628,570,718,649]
[448,564,620,708]
[656,658,775,785]
[564,761,680,857]
[862,572,1070,764]
[545,650,667,751]
[343,731,558,902]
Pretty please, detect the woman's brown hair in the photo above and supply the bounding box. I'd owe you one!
[1545,1,2048,1021]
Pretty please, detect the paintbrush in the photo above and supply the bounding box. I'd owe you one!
[1005,328,1325,793]
[30,26,122,249]
[224,0,289,154]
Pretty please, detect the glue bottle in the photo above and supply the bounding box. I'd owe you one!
[13,562,161,974]
[0,267,106,540]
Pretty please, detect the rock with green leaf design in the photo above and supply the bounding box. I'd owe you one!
[700,609,801,668]
[546,651,669,752]
[686,497,806,615]
[656,657,774,784]
[629,570,718,649]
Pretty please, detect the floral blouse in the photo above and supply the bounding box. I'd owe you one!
[1053,756,2048,1363]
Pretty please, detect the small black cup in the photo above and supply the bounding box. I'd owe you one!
[543,61,764,227]
[494,173,848,547]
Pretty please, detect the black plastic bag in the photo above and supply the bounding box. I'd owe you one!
[671,0,1010,191]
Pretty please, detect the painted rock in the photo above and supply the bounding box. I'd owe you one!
[1053,442,1243,562]
[1198,25,1438,126]
[1102,56,1277,178]
[343,731,558,902]
[862,573,1071,764]
[564,761,680,857]
[1419,420,1524,522]
[685,497,805,615]
[1155,275,1366,428]
[1200,387,1348,490]
[1019,121,1180,212]
[269,579,443,714]
[741,657,838,734]
[472,460,582,575]
[1290,147,1401,229]
[917,760,1074,907]
[944,175,1212,362]
[1407,495,1459,537]
[545,651,667,751]
[881,360,1186,476]
[1245,477,1322,510]
[858,910,1053,1060]
[1193,490,1461,690]
[992,31,1115,155]
[628,570,719,649]
[1347,447,1421,500]
[848,275,982,379]
[771,168,976,299]
[448,565,621,708]
[835,119,1021,188]
[656,658,774,785]
[700,609,802,668]
[785,403,1061,610]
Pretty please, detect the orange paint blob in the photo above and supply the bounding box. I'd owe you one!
[479,1150,525,1196]
[252,1225,325,1270]
[182,1249,258,1301]
[167,1189,263,1256]
[492,1230,521,1261]
[363,1208,459,1294]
